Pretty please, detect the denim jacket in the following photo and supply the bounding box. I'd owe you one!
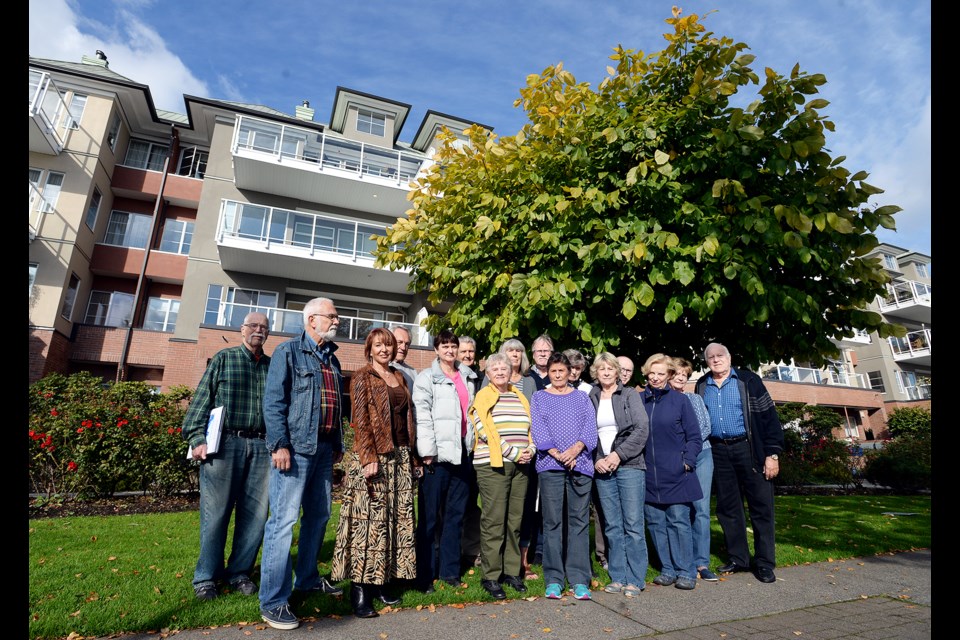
[263,332,344,456]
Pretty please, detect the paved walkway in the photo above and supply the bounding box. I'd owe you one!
[100,550,931,640]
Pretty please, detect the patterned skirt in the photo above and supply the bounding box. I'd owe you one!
[331,446,417,584]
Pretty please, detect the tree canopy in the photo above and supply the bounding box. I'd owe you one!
[375,8,903,369]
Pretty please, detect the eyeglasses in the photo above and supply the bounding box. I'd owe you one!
[533,349,551,354]
[242,323,269,331]
[311,313,340,322]
[621,368,633,374]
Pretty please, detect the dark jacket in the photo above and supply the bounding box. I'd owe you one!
[641,386,703,505]
[694,367,784,469]
[349,364,418,468]
[588,383,649,470]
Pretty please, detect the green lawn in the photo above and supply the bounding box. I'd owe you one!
[29,495,931,639]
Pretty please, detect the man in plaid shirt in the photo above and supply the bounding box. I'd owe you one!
[183,312,272,601]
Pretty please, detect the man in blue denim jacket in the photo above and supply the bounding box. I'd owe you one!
[258,297,346,630]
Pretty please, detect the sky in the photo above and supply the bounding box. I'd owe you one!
[29,0,931,256]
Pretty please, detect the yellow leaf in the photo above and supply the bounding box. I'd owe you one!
[543,628,552,633]
[793,632,802,636]
[69,610,81,617]
[108,556,117,561]
[379,634,388,639]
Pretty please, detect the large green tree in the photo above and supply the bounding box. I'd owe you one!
[376,9,903,368]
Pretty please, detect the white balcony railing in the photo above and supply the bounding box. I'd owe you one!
[888,329,932,359]
[877,279,932,313]
[761,363,869,389]
[218,199,398,261]
[215,302,428,345]
[232,115,425,186]
[29,69,72,153]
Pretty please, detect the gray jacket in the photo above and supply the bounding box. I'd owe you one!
[588,383,649,470]
[413,359,477,464]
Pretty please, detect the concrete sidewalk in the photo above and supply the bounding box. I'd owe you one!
[103,550,931,640]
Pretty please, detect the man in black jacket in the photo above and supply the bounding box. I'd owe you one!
[695,343,783,584]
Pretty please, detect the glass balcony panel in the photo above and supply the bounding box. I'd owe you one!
[322,139,363,172]
[361,146,400,178]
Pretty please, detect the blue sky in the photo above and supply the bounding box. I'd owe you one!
[30,0,930,256]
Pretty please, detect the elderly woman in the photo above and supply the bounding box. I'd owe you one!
[331,328,420,618]
[467,352,536,600]
[669,357,717,582]
[530,352,598,601]
[563,349,594,393]
[640,353,703,591]
[589,352,649,598]
[413,329,478,593]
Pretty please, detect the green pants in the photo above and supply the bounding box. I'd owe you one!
[475,460,529,581]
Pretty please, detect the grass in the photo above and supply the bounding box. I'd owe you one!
[28,495,931,640]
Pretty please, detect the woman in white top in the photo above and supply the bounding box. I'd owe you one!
[588,352,650,598]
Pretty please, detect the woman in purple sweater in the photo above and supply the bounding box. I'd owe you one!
[530,352,598,601]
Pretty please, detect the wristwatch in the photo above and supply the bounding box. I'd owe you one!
[769,454,779,461]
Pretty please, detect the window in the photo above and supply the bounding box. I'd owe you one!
[867,371,886,393]
[357,109,385,137]
[84,291,135,327]
[176,147,208,179]
[29,263,38,297]
[158,219,194,254]
[144,297,180,332]
[65,93,87,129]
[61,273,80,320]
[203,285,278,328]
[124,139,170,171]
[104,211,152,248]
[883,254,899,270]
[107,113,121,151]
[916,263,929,278]
[30,169,64,212]
[85,187,102,230]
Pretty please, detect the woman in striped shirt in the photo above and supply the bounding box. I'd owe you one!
[467,353,536,600]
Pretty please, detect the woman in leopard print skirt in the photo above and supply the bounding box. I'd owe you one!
[331,328,422,617]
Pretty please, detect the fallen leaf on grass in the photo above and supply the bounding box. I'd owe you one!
[108,556,117,561]
[69,610,81,617]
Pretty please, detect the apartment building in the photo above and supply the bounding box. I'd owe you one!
[29,51,480,391]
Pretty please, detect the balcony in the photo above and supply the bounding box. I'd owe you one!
[761,363,869,389]
[888,329,931,366]
[216,199,410,294]
[833,328,871,347]
[231,115,426,216]
[29,69,72,155]
[213,302,429,345]
[876,279,931,323]
[28,181,44,242]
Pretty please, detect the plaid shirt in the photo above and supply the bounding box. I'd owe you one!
[182,345,271,448]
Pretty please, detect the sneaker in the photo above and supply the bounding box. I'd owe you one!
[572,584,591,600]
[299,576,343,596]
[545,583,563,599]
[674,576,697,590]
[260,603,300,630]
[230,577,258,596]
[603,581,624,594]
[194,583,218,601]
[622,584,643,597]
[652,574,676,586]
[698,567,719,582]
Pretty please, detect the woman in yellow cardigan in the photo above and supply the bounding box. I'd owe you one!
[467,352,536,600]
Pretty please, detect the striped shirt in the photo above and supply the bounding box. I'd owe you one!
[472,391,532,466]
[701,370,746,438]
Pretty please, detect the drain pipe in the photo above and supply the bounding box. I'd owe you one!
[116,124,178,382]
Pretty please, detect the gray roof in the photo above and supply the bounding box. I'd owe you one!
[29,56,138,84]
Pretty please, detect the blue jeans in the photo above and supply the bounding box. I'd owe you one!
[595,467,648,587]
[538,470,592,587]
[193,432,271,588]
[691,446,714,569]
[258,442,334,610]
[644,501,696,581]
[416,459,471,582]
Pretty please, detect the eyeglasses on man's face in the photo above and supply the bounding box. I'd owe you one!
[311,313,340,323]
[242,323,269,331]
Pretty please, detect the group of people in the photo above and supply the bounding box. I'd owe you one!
[182,298,784,631]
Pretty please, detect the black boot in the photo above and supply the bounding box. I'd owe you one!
[351,582,378,618]
[374,584,401,605]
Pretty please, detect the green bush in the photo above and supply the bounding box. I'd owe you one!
[863,434,931,491]
[29,372,195,501]
[774,402,859,489]
[886,406,931,439]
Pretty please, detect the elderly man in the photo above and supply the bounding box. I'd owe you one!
[616,356,635,387]
[182,312,272,601]
[390,325,417,391]
[258,298,346,630]
[694,342,784,584]
[526,335,554,391]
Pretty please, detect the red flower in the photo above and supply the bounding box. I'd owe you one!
[95,422,102,427]
[67,461,77,472]
[50,409,59,417]
[167,428,175,435]
[155,422,161,427]
[76,428,84,434]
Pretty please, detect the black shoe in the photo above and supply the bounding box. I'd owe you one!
[299,576,344,595]
[229,577,258,596]
[419,582,436,594]
[351,583,379,618]
[374,585,401,605]
[481,580,507,600]
[755,567,777,583]
[717,562,751,574]
[194,583,218,601]
[499,575,527,593]
[441,576,462,588]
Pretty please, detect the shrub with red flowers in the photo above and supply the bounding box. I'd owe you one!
[774,402,863,490]
[29,372,195,501]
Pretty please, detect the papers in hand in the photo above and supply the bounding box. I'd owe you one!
[187,406,224,459]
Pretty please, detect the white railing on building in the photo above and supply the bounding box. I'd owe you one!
[761,363,869,389]
[877,279,932,312]
[888,328,931,359]
[28,69,72,151]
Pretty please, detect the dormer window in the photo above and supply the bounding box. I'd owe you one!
[883,254,899,270]
[357,109,385,137]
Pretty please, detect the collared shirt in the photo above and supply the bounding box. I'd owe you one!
[182,345,271,447]
[307,335,340,435]
[702,369,746,438]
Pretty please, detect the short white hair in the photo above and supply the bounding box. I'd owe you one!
[302,297,334,324]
